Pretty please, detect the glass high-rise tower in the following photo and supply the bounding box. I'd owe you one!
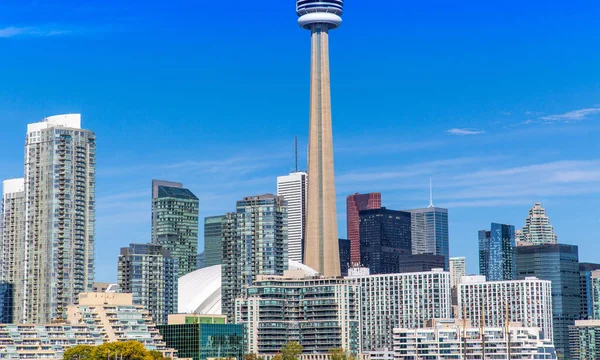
[346,192,381,265]
[408,207,450,270]
[152,180,199,277]
[479,223,516,281]
[203,215,225,267]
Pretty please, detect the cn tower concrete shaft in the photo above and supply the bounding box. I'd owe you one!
[304,24,340,277]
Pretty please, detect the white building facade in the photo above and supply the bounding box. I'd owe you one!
[277,172,307,263]
[458,275,554,341]
[516,202,557,245]
[348,269,452,352]
[449,256,466,289]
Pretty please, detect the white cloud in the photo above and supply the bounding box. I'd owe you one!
[539,108,600,122]
[0,26,70,38]
[446,128,484,136]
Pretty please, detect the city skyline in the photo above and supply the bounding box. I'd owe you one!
[1,1,600,281]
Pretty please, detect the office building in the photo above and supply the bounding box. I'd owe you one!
[117,243,178,324]
[516,202,557,245]
[339,238,351,276]
[569,320,600,360]
[407,205,449,270]
[393,319,557,359]
[359,207,411,275]
[203,215,225,267]
[478,223,516,281]
[458,276,553,342]
[516,243,581,356]
[152,180,199,277]
[449,257,466,306]
[235,269,361,356]
[298,0,343,277]
[158,314,244,360]
[277,172,307,263]
[397,254,445,273]
[348,269,451,352]
[221,194,287,319]
[2,114,96,323]
[66,292,175,356]
[579,262,600,320]
[346,192,381,264]
[0,178,25,323]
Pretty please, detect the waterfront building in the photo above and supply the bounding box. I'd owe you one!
[478,223,516,281]
[158,314,244,360]
[203,215,225,267]
[458,275,553,342]
[568,320,600,360]
[346,192,381,264]
[221,194,287,319]
[1,114,97,323]
[235,269,360,357]
[339,238,351,276]
[277,172,307,263]
[117,243,178,324]
[359,208,411,274]
[299,0,343,277]
[407,206,449,270]
[348,269,451,352]
[393,319,557,359]
[152,179,199,277]
[516,202,558,245]
[516,243,581,356]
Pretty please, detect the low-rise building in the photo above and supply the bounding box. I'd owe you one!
[393,319,556,359]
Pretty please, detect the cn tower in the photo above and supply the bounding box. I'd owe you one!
[298,0,342,277]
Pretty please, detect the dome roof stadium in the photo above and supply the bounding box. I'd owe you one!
[178,260,318,315]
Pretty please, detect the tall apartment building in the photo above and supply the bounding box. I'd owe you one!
[407,206,449,270]
[346,193,381,264]
[152,180,199,277]
[478,223,516,281]
[579,263,600,320]
[1,115,96,323]
[516,202,558,245]
[117,243,178,324]
[458,276,553,342]
[203,215,225,267]
[348,269,451,352]
[221,194,288,319]
[66,292,174,356]
[359,207,411,274]
[449,256,466,306]
[516,243,581,356]
[393,320,557,360]
[0,178,25,323]
[277,172,307,263]
[568,320,600,360]
[235,270,361,357]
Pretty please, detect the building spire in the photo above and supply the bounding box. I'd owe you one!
[428,178,434,208]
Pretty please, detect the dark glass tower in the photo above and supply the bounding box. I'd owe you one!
[203,215,225,267]
[338,238,351,276]
[478,223,516,281]
[346,193,381,265]
[359,207,411,275]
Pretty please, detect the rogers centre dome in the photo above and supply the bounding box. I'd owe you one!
[178,260,318,314]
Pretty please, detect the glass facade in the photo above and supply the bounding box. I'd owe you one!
[204,215,225,267]
[479,223,515,281]
[516,243,580,357]
[359,207,411,275]
[346,193,381,264]
[408,207,449,270]
[157,323,244,360]
[578,263,600,320]
[338,238,350,276]
[152,180,199,277]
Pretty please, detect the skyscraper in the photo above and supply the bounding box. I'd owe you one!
[408,207,449,270]
[359,207,411,275]
[117,243,178,325]
[478,223,516,281]
[276,172,307,263]
[152,180,199,277]
[516,202,558,245]
[346,192,381,265]
[203,215,225,267]
[221,194,288,319]
[449,256,466,289]
[579,263,600,320]
[8,114,95,323]
[516,243,581,356]
[0,178,25,323]
[338,238,350,276]
[297,0,343,277]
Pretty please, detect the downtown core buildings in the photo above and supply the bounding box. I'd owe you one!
[1,114,96,323]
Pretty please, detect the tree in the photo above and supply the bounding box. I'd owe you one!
[64,345,94,360]
[281,341,303,360]
[245,353,264,360]
[328,348,354,360]
[63,341,169,360]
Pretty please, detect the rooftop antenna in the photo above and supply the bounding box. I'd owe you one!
[428,178,434,208]
[294,136,299,172]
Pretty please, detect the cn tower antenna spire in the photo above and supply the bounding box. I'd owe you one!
[428,178,434,208]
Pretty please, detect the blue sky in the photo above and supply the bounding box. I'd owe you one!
[1,0,599,281]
